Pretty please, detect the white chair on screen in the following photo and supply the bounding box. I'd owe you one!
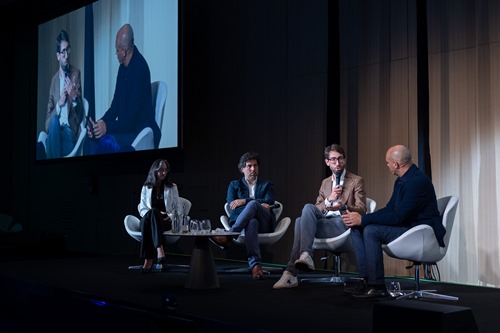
[131,81,167,151]
[301,197,377,284]
[218,201,291,274]
[382,195,459,300]
[37,97,89,158]
[124,197,191,271]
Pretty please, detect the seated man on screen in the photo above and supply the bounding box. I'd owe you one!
[341,145,446,299]
[44,30,84,159]
[273,144,366,289]
[210,151,277,280]
[84,23,161,154]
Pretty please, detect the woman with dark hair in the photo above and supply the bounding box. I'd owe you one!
[138,159,180,273]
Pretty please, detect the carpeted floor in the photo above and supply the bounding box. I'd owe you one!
[0,249,497,332]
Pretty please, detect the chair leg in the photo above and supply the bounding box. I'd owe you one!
[301,252,354,284]
[128,263,189,272]
[396,263,458,301]
[321,251,329,269]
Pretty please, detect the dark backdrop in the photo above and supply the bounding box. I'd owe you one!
[1,0,340,265]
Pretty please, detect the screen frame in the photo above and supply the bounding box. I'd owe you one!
[33,0,183,169]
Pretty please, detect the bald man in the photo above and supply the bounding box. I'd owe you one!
[85,23,161,154]
[341,145,445,299]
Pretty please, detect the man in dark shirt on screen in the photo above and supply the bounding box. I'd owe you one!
[85,23,160,154]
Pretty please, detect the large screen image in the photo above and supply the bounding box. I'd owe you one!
[36,0,179,160]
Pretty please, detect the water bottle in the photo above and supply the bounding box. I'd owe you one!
[171,213,179,233]
[171,201,180,233]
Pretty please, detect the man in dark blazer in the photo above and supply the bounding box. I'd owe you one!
[342,144,445,299]
[273,144,366,289]
[211,151,276,279]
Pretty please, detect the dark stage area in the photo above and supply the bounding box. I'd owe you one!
[0,248,497,332]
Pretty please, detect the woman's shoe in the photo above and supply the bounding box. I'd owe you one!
[142,259,153,273]
[157,257,167,265]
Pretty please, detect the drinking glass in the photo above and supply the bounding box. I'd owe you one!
[189,219,200,234]
[388,281,401,297]
[181,216,190,234]
[168,212,180,233]
[200,219,212,233]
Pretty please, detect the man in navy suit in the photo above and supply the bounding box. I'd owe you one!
[342,145,445,299]
[211,151,276,279]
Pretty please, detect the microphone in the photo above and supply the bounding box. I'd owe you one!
[63,64,70,77]
[335,171,342,187]
[269,203,281,210]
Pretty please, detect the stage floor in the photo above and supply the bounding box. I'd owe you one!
[0,250,497,332]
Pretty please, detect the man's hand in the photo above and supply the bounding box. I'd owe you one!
[342,210,362,228]
[86,117,96,138]
[64,75,80,101]
[325,201,344,211]
[86,117,106,139]
[230,199,246,210]
[328,185,342,202]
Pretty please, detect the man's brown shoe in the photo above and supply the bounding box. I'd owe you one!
[252,265,264,280]
[209,235,232,249]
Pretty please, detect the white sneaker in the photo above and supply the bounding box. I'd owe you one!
[273,271,298,289]
[294,251,315,272]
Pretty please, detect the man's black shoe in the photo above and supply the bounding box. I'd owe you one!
[352,287,390,300]
[343,279,367,295]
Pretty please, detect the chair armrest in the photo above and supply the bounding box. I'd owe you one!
[131,127,154,151]
[220,215,231,231]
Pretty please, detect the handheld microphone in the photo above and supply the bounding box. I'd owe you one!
[335,171,342,186]
[63,64,70,77]
[269,203,281,210]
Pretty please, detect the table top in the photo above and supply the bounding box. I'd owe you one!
[164,230,240,237]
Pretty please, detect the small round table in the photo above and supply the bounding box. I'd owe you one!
[164,230,239,289]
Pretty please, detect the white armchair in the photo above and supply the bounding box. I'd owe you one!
[131,81,167,151]
[38,97,89,158]
[382,195,459,300]
[218,201,291,274]
[301,197,377,284]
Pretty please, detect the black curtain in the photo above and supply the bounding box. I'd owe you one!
[84,4,95,121]
[416,0,432,179]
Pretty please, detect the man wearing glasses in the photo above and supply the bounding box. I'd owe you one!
[273,144,367,289]
[45,29,84,158]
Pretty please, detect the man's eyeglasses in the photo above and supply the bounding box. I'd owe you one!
[326,157,344,164]
[58,46,71,56]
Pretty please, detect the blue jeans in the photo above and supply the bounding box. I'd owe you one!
[350,224,409,286]
[286,203,347,275]
[230,200,273,269]
[46,117,75,158]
